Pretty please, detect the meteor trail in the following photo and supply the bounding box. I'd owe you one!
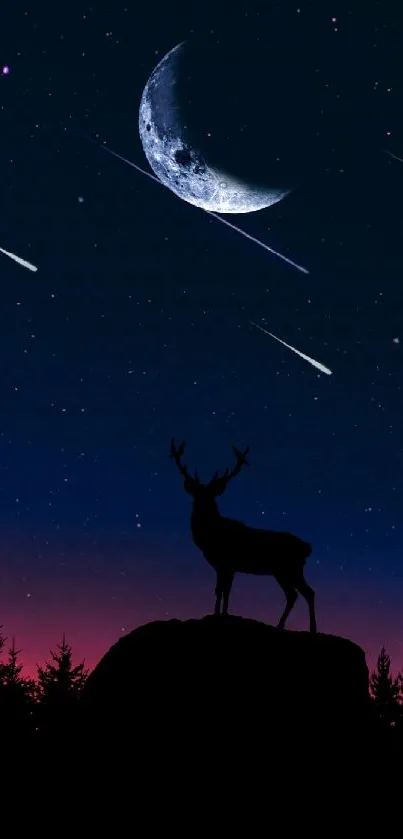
[250,320,332,375]
[207,211,309,274]
[0,246,38,272]
[384,148,403,164]
[85,136,162,184]
[84,135,309,275]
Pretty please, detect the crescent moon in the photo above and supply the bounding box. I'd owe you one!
[138,42,291,214]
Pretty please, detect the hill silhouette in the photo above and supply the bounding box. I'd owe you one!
[80,615,371,770]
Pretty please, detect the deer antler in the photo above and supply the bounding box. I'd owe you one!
[208,444,250,491]
[170,438,199,483]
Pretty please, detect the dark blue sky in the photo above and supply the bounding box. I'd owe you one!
[0,0,402,675]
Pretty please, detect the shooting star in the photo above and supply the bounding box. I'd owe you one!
[250,320,333,375]
[384,148,403,165]
[83,135,309,276]
[0,246,38,272]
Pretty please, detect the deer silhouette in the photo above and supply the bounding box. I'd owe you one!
[170,439,317,633]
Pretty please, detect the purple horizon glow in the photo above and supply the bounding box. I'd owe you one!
[0,539,401,681]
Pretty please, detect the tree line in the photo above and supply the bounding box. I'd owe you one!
[1,626,403,747]
[369,645,403,731]
[0,625,87,745]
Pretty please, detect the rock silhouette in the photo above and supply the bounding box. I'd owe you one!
[81,616,371,766]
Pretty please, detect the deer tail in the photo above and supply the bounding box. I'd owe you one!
[303,541,312,562]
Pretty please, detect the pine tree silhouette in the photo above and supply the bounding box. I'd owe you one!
[37,633,88,702]
[0,625,6,696]
[369,646,401,730]
[36,633,88,744]
[0,637,37,742]
[2,638,36,693]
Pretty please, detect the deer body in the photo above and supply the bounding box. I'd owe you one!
[192,504,309,572]
[171,439,317,633]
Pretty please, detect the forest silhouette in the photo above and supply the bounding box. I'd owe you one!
[2,441,402,789]
[1,618,403,768]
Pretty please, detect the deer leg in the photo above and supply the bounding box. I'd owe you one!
[214,573,223,616]
[295,576,317,634]
[276,581,298,630]
[222,573,234,616]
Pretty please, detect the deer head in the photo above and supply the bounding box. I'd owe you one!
[170,438,250,498]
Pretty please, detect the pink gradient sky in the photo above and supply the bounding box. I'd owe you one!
[1,559,402,680]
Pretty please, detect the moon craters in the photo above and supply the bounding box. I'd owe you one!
[138,42,289,213]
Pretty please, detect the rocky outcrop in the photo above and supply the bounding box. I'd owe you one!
[81,615,371,763]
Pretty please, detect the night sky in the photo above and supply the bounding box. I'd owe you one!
[0,1,402,677]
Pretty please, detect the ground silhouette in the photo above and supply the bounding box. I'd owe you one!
[80,615,371,771]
